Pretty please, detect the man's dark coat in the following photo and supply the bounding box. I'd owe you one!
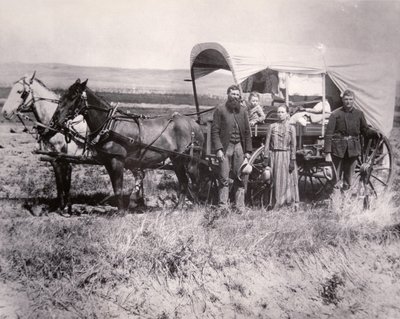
[324,106,375,158]
[211,103,252,154]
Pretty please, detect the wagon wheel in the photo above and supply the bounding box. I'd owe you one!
[246,146,272,208]
[197,160,219,205]
[297,156,336,201]
[350,134,393,207]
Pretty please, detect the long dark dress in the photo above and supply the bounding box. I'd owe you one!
[264,120,299,208]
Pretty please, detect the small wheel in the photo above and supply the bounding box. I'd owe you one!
[297,157,336,200]
[351,134,393,198]
[246,146,272,208]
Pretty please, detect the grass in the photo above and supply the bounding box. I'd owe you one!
[0,192,399,318]
[0,176,399,316]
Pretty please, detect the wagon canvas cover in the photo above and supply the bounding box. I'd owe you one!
[190,42,397,136]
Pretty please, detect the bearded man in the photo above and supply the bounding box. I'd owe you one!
[211,85,252,210]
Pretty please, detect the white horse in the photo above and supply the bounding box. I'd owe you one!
[2,72,145,214]
[2,72,88,214]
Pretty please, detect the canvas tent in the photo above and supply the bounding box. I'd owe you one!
[190,42,397,136]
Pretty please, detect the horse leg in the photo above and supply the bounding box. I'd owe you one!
[171,159,189,209]
[129,170,145,208]
[104,157,126,214]
[61,162,73,215]
[186,154,202,204]
[50,161,65,212]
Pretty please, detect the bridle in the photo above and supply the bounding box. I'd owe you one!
[9,78,63,141]
[53,89,115,139]
[12,78,60,121]
[14,78,36,115]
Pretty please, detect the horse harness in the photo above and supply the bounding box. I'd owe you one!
[75,93,203,163]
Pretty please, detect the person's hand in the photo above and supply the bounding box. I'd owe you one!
[325,153,332,162]
[216,149,225,162]
[289,160,295,173]
[262,157,269,167]
[244,152,251,160]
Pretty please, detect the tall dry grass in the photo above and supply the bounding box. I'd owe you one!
[1,189,399,318]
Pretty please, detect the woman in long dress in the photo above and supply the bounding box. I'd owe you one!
[263,106,299,208]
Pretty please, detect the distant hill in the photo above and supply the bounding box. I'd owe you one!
[0,62,232,96]
[1,62,398,100]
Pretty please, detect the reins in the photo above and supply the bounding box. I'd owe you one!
[51,86,212,164]
[115,105,215,119]
[15,111,62,141]
[68,91,204,162]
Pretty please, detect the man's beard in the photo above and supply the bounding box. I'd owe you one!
[226,98,241,113]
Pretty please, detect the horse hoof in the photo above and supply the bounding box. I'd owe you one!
[58,208,72,218]
[134,208,145,214]
[119,210,129,217]
[59,212,71,218]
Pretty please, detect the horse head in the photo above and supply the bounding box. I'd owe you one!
[2,72,36,119]
[52,79,88,129]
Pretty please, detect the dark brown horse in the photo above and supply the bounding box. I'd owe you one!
[52,79,204,213]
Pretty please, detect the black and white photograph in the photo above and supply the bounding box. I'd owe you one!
[0,0,399,318]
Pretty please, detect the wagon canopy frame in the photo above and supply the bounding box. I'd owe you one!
[190,42,397,137]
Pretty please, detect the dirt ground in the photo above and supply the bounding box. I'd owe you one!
[0,280,31,318]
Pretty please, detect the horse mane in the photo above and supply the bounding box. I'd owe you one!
[34,77,52,91]
[13,75,51,91]
[32,77,59,98]
[85,87,113,110]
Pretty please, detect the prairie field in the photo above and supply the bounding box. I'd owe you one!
[0,91,400,319]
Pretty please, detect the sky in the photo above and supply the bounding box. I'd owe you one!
[0,0,399,72]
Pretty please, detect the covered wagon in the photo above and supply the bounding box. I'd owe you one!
[190,42,397,206]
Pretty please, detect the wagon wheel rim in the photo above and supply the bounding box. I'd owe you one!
[351,135,393,199]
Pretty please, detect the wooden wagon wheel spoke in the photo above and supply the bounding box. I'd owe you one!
[368,181,378,197]
[366,139,384,163]
[309,175,315,190]
[372,165,391,171]
[314,177,328,195]
[314,176,326,186]
[370,174,389,187]
[374,152,389,163]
